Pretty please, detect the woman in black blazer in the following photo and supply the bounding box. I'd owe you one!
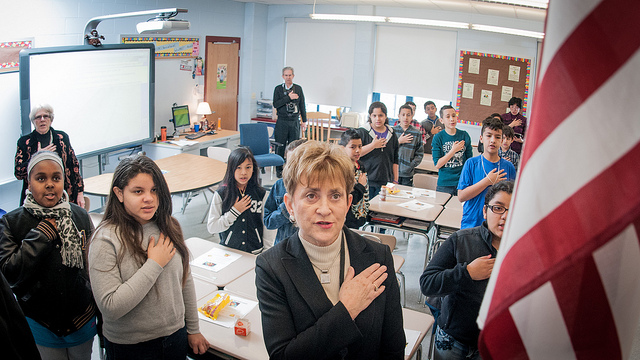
[256,141,405,360]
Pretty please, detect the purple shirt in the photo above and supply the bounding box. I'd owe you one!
[501,112,527,154]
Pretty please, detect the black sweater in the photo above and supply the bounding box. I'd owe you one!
[273,83,307,122]
[419,222,496,346]
[0,204,95,337]
[356,125,399,186]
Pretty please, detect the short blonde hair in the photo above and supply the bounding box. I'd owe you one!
[283,141,355,197]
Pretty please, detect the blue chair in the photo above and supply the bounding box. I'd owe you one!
[239,123,284,179]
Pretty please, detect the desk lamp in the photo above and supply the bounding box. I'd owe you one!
[196,102,213,131]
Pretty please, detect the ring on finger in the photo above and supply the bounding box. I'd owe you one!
[374,284,379,291]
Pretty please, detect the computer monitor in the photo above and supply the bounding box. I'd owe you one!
[171,105,190,135]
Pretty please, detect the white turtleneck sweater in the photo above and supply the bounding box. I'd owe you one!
[299,231,351,305]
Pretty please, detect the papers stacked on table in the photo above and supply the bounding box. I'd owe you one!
[411,188,436,198]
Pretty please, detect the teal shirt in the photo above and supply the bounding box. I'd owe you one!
[431,129,473,187]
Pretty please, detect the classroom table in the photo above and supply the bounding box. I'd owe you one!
[196,285,435,360]
[186,237,257,288]
[368,185,449,222]
[197,289,269,360]
[443,195,463,211]
[83,153,227,196]
[416,154,437,174]
[223,269,257,300]
[142,129,240,159]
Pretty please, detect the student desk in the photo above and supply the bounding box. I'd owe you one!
[443,195,463,211]
[186,237,257,289]
[367,185,449,278]
[223,269,257,300]
[416,154,437,174]
[83,153,227,197]
[142,129,240,160]
[197,288,269,360]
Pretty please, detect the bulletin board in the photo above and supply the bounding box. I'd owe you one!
[121,36,199,58]
[455,51,531,126]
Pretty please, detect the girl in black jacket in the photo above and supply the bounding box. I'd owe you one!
[0,151,96,360]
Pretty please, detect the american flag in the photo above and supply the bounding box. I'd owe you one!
[477,0,640,359]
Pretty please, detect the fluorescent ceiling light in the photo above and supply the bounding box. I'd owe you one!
[479,0,548,9]
[472,24,544,38]
[387,17,469,29]
[309,14,386,22]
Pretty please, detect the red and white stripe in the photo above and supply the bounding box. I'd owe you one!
[477,0,640,359]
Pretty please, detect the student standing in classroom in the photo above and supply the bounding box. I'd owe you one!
[392,104,424,186]
[431,105,473,195]
[207,148,267,254]
[264,139,306,244]
[458,117,516,229]
[499,125,520,172]
[421,101,444,155]
[403,101,428,144]
[339,129,370,229]
[88,156,209,360]
[420,181,514,360]
[502,97,527,155]
[272,66,307,178]
[356,102,399,199]
[0,151,96,360]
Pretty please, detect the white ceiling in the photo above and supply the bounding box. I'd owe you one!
[232,0,547,22]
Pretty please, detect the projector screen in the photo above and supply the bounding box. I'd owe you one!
[19,44,155,158]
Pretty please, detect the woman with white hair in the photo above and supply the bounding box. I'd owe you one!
[15,104,85,208]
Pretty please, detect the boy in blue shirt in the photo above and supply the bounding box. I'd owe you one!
[458,117,516,229]
[392,104,424,186]
[432,105,473,195]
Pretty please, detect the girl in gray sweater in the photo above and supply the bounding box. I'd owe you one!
[88,156,209,359]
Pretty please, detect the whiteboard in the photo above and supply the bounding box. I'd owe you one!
[20,44,155,159]
[0,72,22,185]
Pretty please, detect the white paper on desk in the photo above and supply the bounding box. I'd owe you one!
[397,199,434,212]
[387,190,415,199]
[411,188,436,198]
[168,139,198,146]
[191,247,242,272]
[199,293,258,328]
[404,329,421,356]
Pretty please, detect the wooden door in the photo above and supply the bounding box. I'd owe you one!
[205,37,240,130]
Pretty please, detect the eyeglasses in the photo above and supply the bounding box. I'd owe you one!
[487,204,509,215]
[35,114,51,120]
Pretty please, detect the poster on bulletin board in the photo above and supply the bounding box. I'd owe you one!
[121,36,199,58]
[456,51,531,126]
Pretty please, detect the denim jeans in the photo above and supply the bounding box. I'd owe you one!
[436,185,458,196]
[434,326,480,360]
[104,326,187,360]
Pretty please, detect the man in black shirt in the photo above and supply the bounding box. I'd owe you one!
[273,66,306,177]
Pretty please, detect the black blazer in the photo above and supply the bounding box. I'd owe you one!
[255,227,405,360]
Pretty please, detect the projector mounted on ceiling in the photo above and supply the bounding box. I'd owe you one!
[137,19,190,34]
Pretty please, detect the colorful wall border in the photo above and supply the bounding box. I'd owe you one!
[121,36,200,58]
[0,40,33,73]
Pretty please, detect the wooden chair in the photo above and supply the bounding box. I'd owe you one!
[414,173,438,190]
[353,229,406,307]
[304,111,339,143]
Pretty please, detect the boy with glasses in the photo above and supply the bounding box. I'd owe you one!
[420,180,514,360]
